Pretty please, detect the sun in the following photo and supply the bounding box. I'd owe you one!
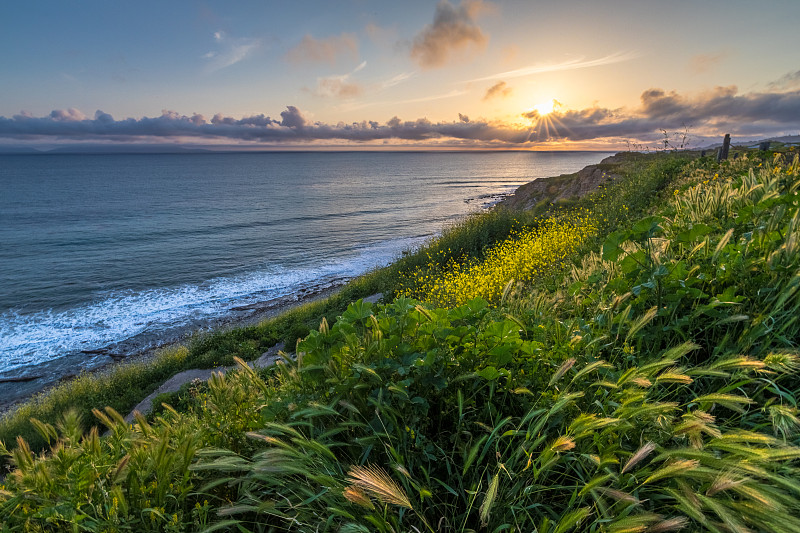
[522,99,566,142]
[532,99,557,116]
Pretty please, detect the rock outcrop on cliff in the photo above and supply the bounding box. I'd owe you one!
[498,152,644,211]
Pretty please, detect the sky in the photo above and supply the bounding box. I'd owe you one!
[1,0,799,151]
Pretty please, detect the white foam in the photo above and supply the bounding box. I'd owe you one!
[0,234,428,375]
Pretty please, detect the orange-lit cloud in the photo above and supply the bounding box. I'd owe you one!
[3,83,798,146]
[313,62,366,98]
[688,52,728,74]
[483,81,512,100]
[286,33,358,65]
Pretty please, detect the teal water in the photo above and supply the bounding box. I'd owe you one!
[0,151,612,394]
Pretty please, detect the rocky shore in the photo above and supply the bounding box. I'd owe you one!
[0,283,348,414]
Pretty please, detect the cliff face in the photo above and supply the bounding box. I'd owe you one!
[497,153,642,211]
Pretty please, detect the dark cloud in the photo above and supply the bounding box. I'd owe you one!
[483,81,511,101]
[2,86,798,147]
[640,88,686,118]
[286,33,358,65]
[638,85,800,125]
[280,106,306,129]
[411,0,491,69]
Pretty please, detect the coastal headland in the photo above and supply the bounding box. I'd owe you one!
[0,154,619,414]
[4,148,800,531]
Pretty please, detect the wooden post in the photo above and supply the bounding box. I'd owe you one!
[759,141,771,151]
[717,134,731,162]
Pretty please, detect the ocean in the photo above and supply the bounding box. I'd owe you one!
[0,150,613,401]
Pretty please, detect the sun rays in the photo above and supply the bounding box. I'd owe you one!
[523,99,569,142]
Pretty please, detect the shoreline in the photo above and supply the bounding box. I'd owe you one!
[0,282,348,415]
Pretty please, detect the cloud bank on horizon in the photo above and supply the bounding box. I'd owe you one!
[1,0,799,149]
[3,84,798,148]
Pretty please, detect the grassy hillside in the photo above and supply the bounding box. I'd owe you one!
[2,149,800,532]
[0,206,522,456]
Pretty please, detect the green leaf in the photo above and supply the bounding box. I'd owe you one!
[602,230,631,261]
[341,299,373,322]
[476,366,502,381]
[489,344,514,366]
[632,215,664,237]
[675,223,713,243]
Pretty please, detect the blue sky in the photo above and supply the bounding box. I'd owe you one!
[1,0,798,149]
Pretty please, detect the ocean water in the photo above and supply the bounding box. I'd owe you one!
[0,151,612,398]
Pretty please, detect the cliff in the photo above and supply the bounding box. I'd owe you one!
[497,152,645,211]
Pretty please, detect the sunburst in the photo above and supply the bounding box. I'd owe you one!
[533,100,556,116]
[524,99,567,142]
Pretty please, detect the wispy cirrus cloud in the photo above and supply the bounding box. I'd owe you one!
[338,88,468,113]
[769,69,800,91]
[202,31,261,73]
[381,71,416,89]
[470,51,641,82]
[399,89,468,105]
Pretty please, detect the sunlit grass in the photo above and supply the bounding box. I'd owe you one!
[398,210,598,307]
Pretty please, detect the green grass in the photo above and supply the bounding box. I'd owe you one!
[0,203,525,458]
[3,149,800,531]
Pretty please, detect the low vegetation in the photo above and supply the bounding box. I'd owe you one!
[0,207,521,456]
[2,148,799,531]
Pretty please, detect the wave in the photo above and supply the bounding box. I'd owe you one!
[0,234,428,376]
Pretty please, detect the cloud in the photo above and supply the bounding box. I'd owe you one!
[313,61,366,98]
[471,51,641,82]
[483,81,511,101]
[315,77,363,98]
[523,86,800,142]
[337,87,465,114]
[203,31,260,72]
[399,89,468,104]
[636,85,800,125]
[2,86,798,147]
[381,71,415,89]
[769,69,800,91]
[279,106,307,129]
[501,44,519,64]
[49,108,86,121]
[410,0,492,69]
[688,52,727,74]
[365,22,398,47]
[286,33,358,65]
